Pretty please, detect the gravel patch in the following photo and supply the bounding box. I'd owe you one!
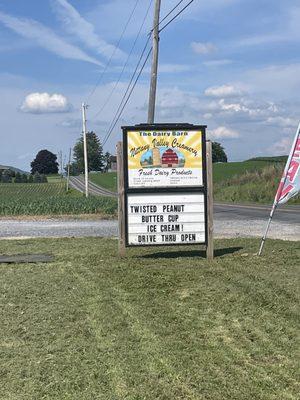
[0,218,298,241]
[215,219,300,241]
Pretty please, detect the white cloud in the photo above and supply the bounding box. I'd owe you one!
[156,87,202,115]
[218,99,246,112]
[0,11,102,66]
[191,41,217,55]
[244,63,300,99]
[208,126,240,139]
[203,59,232,67]
[266,116,298,129]
[52,0,125,60]
[205,84,243,98]
[269,137,293,155]
[144,64,191,74]
[208,97,280,122]
[159,64,192,73]
[20,92,72,114]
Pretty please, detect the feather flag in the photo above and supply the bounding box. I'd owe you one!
[259,123,300,255]
[275,124,300,205]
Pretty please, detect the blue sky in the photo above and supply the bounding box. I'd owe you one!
[0,0,300,170]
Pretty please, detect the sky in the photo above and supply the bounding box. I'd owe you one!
[0,0,300,170]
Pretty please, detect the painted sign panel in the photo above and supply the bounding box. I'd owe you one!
[127,193,206,246]
[126,129,204,188]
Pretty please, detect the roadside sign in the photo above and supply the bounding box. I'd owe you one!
[117,123,213,258]
[125,125,205,188]
[127,192,206,246]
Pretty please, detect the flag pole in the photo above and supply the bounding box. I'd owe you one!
[258,122,300,256]
[258,201,277,256]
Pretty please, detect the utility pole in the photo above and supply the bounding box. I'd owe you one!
[82,102,89,198]
[66,147,72,192]
[59,150,63,179]
[147,0,161,124]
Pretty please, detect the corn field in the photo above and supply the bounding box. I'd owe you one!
[0,183,66,199]
[0,183,117,215]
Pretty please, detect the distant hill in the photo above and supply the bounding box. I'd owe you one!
[0,165,29,175]
[246,155,288,163]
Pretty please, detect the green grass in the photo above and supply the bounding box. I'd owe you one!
[214,164,300,204]
[0,237,299,399]
[213,160,279,183]
[46,174,63,183]
[88,161,282,193]
[89,172,117,192]
[0,182,117,216]
[246,156,288,163]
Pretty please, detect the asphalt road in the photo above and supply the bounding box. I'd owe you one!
[69,175,299,223]
[69,176,117,197]
[214,202,299,223]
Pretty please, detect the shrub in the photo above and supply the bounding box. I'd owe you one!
[14,172,22,183]
[21,174,28,183]
[214,164,299,204]
[33,172,42,183]
[1,170,12,183]
[41,174,48,183]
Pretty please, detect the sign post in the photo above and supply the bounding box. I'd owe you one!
[117,141,126,257]
[118,123,213,259]
[206,141,214,260]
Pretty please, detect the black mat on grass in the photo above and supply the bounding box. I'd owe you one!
[0,254,54,264]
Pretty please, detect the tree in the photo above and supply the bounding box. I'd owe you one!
[14,172,22,183]
[104,151,111,172]
[21,174,28,183]
[212,142,227,163]
[1,170,12,183]
[33,172,42,183]
[31,150,59,174]
[28,174,34,183]
[73,132,104,173]
[41,174,48,183]
[68,162,80,176]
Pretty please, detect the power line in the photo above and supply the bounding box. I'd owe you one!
[103,47,152,146]
[92,0,190,124]
[102,40,152,145]
[151,0,186,32]
[104,36,151,133]
[92,0,154,120]
[85,0,141,103]
[102,0,195,147]
[159,0,194,32]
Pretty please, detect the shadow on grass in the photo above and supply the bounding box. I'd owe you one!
[139,246,243,259]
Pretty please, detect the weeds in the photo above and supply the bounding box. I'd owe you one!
[214,164,300,204]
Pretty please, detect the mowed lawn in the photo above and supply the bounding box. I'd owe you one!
[90,172,118,192]
[0,238,299,399]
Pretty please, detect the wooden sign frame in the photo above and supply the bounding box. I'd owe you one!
[117,123,214,259]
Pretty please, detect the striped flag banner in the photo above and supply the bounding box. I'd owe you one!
[259,123,300,255]
[275,124,300,204]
